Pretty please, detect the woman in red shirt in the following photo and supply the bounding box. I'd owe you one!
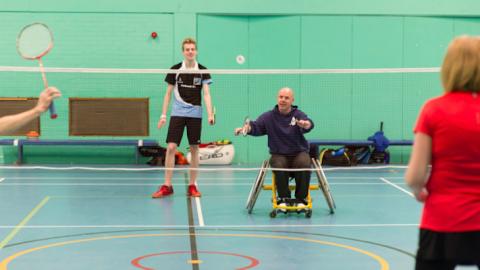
[406,36,480,270]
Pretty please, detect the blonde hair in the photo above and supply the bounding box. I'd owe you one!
[441,35,480,92]
[182,37,197,51]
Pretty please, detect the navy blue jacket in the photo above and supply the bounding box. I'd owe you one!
[249,105,314,155]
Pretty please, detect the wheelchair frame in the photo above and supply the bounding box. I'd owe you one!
[246,158,336,218]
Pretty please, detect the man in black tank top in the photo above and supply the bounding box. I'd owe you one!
[152,38,214,198]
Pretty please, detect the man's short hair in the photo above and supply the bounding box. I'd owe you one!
[182,37,197,51]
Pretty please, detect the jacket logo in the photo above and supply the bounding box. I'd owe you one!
[290,117,297,126]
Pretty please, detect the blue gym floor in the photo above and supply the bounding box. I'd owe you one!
[0,165,466,270]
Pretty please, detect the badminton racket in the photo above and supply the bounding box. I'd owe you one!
[242,117,250,136]
[212,106,216,125]
[16,22,57,119]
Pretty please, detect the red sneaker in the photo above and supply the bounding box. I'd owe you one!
[187,184,201,197]
[152,185,174,198]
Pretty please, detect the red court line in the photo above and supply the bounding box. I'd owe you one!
[131,250,260,270]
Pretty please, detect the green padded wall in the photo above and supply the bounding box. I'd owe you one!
[0,2,479,164]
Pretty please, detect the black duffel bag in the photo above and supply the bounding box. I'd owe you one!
[138,146,167,166]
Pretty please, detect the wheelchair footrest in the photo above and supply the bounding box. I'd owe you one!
[263,184,319,191]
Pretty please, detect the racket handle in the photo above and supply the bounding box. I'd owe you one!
[38,59,57,119]
[48,102,57,119]
[212,106,216,125]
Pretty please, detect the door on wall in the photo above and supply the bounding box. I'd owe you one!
[198,15,301,163]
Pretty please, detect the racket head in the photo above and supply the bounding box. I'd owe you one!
[242,116,250,136]
[16,23,54,60]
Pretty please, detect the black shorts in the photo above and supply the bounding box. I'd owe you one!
[166,116,202,146]
[415,229,480,270]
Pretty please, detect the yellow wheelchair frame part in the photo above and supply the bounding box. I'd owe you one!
[265,174,318,218]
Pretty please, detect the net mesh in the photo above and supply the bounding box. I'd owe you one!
[0,66,440,164]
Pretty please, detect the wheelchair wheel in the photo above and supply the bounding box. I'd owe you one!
[312,158,336,214]
[246,159,269,214]
[305,209,312,218]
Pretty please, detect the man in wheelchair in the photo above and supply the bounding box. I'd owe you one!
[235,87,314,209]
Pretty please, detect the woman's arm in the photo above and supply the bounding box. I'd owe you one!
[0,87,60,135]
[405,132,432,202]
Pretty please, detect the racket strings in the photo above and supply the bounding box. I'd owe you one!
[17,23,53,59]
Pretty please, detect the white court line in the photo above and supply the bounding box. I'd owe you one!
[0,223,419,229]
[0,196,50,249]
[0,183,251,186]
[2,176,406,180]
[194,197,205,227]
[4,177,162,180]
[0,183,159,186]
[0,165,408,171]
[379,177,413,197]
[0,182,407,186]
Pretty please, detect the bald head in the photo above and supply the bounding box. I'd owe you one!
[277,87,294,114]
[278,87,294,98]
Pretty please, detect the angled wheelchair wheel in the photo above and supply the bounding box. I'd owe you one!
[312,158,336,214]
[246,159,269,214]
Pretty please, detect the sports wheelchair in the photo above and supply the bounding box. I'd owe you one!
[246,158,336,218]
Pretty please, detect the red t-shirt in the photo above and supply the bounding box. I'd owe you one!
[415,91,480,232]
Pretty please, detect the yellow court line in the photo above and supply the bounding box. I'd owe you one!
[0,233,389,270]
[0,196,50,250]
